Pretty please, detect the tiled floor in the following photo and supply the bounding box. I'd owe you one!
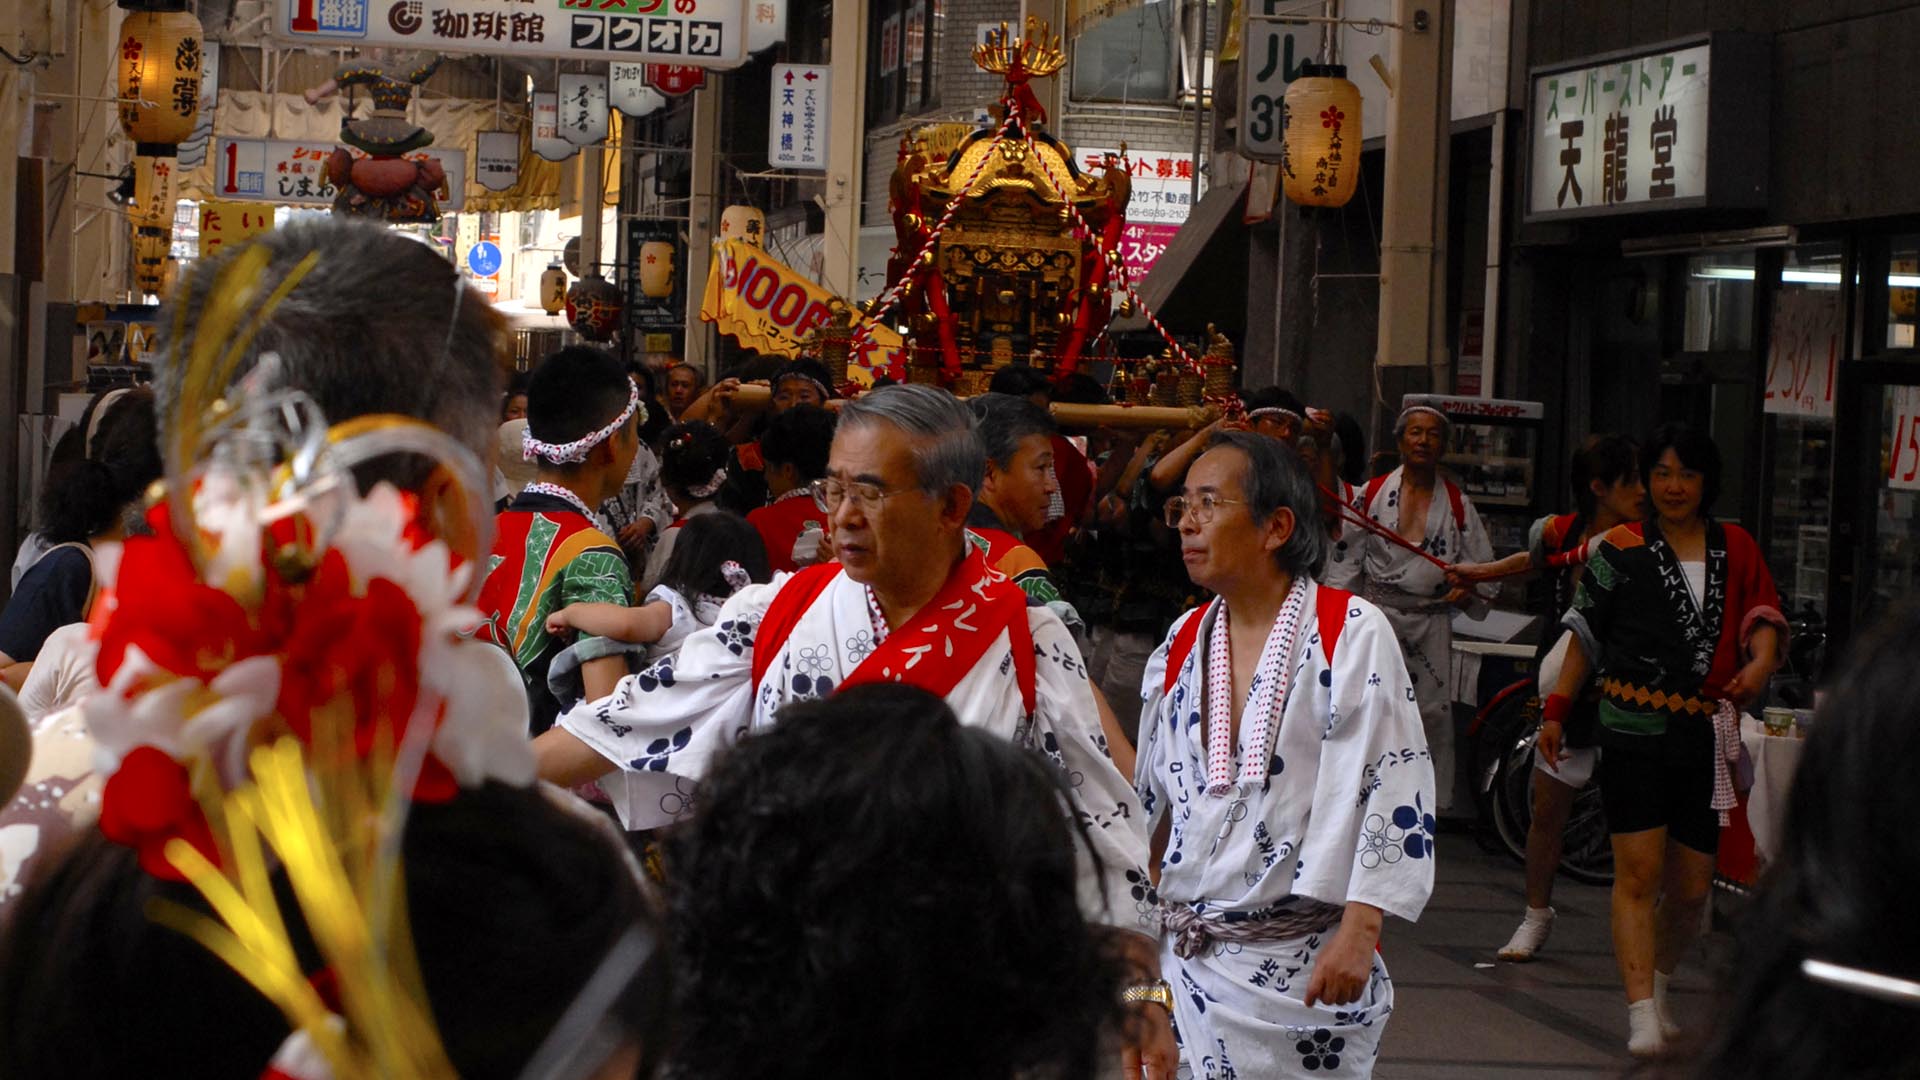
[1374,839,1719,1079]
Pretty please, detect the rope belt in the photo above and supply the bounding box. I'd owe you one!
[1161,899,1343,960]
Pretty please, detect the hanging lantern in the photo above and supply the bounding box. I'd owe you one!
[566,273,625,342]
[637,241,676,300]
[540,261,570,315]
[1281,63,1361,209]
[117,8,204,153]
[127,154,177,230]
[719,205,766,247]
[132,225,172,295]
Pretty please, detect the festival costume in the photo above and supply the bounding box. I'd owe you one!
[747,487,828,574]
[477,491,634,735]
[1320,479,1366,593]
[558,545,1156,929]
[1137,580,1436,1078]
[1563,519,1785,852]
[1356,467,1495,812]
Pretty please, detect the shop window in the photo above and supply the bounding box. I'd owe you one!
[1761,243,1843,623]
[1866,385,1920,625]
[1890,235,1920,351]
[1070,0,1179,103]
[1683,252,1755,352]
[866,0,940,126]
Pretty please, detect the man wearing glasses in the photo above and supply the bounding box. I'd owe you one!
[533,384,1179,1079]
[1136,431,1435,1079]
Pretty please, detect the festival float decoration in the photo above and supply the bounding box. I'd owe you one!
[305,54,451,224]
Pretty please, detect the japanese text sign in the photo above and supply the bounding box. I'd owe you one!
[1763,289,1840,419]
[279,0,748,69]
[610,62,667,116]
[558,72,611,146]
[1237,5,1311,162]
[769,63,828,171]
[214,137,466,210]
[531,92,576,161]
[476,130,520,190]
[200,200,274,258]
[1890,386,1920,492]
[1080,146,1206,280]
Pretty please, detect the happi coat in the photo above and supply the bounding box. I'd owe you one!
[1137,581,1436,1079]
[556,545,1156,930]
[1355,468,1494,811]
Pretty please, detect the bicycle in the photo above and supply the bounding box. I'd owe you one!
[1470,677,1614,886]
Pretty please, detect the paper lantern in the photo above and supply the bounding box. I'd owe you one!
[638,241,676,299]
[566,273,625,341]
[128,154,177,229]
[1281,64,1361,209]
[117,8,204,153]
[719,205,766,247]
[540,262,570,315]
[132,225,172,295]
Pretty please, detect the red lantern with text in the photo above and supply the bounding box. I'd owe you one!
[566,273,624,342]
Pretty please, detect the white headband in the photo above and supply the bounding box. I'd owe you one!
[1246,407,1303,427]
[1395,404,1450,432]
[687,467,728,500]
[86,387,134,458]
[522,379,644,464]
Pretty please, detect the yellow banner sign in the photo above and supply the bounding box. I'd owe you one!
[199,200,273,258]
[700,239,901,380]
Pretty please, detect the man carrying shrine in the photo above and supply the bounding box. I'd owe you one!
[1137,430,1436,1078]
[533,384,1178,1078]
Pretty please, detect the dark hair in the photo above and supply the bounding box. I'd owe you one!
[771,357,834,399]
[1333,412,1366,486]
[1642,424,1722,512]
[666,362,705,386]
[0,783,670,1080]
[40,390,161,544]
[663,684,1121,1080]
[988,364,1053,400]
[1570,433,1639,518]
[1680,603,1920,1080]
[627,363,670,446]
[658,421,733,497]
[1053,373,1110,406]
[759,403,835,480]
[1201,429,1329,577]
[655,512,770,604]
[1242,385,1307,418]
[526,347,636,460]
[968,392,1057,470]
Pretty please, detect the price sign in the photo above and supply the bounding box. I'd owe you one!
[1890,387,1920,491]
[1237,2,1313,162]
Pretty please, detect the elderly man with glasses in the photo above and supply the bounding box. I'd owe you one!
[533,384,1179,1079]
[1137,431,1435,1079]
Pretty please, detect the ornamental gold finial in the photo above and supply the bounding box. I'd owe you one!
[972,16,1065,79]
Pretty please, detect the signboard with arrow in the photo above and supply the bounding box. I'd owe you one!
[768,63,829,171]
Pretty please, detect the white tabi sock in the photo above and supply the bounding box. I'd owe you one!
[1653,970,1681,1037]
[1626,998,1666,1058]
[1497,906,1555,962]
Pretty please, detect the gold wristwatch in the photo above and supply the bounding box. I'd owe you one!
[1122,979,1175,1014]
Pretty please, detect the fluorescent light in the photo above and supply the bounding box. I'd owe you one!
[1688,267,1920,288]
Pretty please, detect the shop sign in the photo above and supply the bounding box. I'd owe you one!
[610,63,667,116]
[279,0,749,69]
[1402,393,1546,421]
[1237,5,1312,162]
[1525,34,1767,221]
[213,137,466,210]
[1763,290,1840,419]
[199,199,273,258]
[1890,386,1920,491]
[1080,147,1206,281]
[769,64,828,171]
[531,93,576,162]
[747,0,785,52]
[645,63,707,96]
[476,131,520,190]
[177,46,221,169]
[558,73,611,146]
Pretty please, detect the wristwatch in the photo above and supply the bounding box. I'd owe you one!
[1122,979,1175,1014]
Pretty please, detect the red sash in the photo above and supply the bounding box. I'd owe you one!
[1163,585,1353,693]
[752,548,1038,714]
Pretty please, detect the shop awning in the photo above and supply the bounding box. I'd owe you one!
[1110,178,1250,339]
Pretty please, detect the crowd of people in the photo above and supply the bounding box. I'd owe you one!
[0,217,1908,1079]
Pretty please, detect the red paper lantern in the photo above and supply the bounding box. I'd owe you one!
[566,273,624,342]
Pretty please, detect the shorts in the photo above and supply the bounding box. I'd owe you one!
[1533,743,1599,789]
[1596,724,1719,855]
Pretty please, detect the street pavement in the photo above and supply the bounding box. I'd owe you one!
[1374,837,1724,1079]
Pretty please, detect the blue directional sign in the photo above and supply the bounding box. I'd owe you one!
[467,240,503,277]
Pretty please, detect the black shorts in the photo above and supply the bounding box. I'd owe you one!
[1596,723,1719,855]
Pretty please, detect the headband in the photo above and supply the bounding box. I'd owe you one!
[1246,406,1303,428]
[687,467,728,500]
[776,372,831,401]
[1396,404,1450,430]
[85,387,135,458]
[522,379,644,464]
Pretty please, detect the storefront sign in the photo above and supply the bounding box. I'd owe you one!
[199,199,273,258]
[747,0,786,52]
[1237,6,1312,162]
[279,0,748,69]
[1080,147,1206,281]
[558,73,611,146]
[645,63,707,96]
[1890,387,1920,491]
[1525,34,1768,221]
[476,130,520,191]
[1763,290,1840,419]
[1402,393,1546,421]
[213,137,466,210]
[610,63,667,116]
[701,239,901,374]
[531,93,576,162]
[177,45,221,169]
[769,64,829,171]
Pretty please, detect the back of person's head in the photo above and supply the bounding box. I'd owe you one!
[987,364,1053,401]
[154,219,508,483]
[1052,372,1110,406]
[659,421,733,498]
[654,511,770,605]
[39,389,161,544]
[836,384,985,497]
[0,783,670,1080]
[525,346,637,472]
[1570,433,1638,517]
[665,684,1118,1080]
[1642,423,1722,510]
[759,403,836,481]
[1332,412,1367,486]
[1683,603,1920,1080]
[968,392,1056,469]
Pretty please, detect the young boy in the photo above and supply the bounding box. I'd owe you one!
[478,346,644,733]
[745,404,836,573]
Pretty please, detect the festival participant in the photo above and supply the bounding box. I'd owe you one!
[1449,435,1645,962]
[698,357,837,512]
[535,384,1178,1078]
[965,393,1066,607]
[664,361,704,421]
[745,404,835,573]
[640,421,733,594]
[1241,385,1307,444]
[1138,431,1435,1079]
[1355,403,1496,812]
[1546,425,1784,1057]
[501,373,530,422]
[477,347,643,735]
[665,684,1126,1080]
[992,365,1098,567]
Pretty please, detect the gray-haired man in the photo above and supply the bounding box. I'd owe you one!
[535,384,1178,1078]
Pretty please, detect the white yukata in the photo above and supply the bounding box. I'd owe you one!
[1136,580,1436,1079]
[1319,480,1366,594]
[557,549,1157,930]
[1355,468,1494,812]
